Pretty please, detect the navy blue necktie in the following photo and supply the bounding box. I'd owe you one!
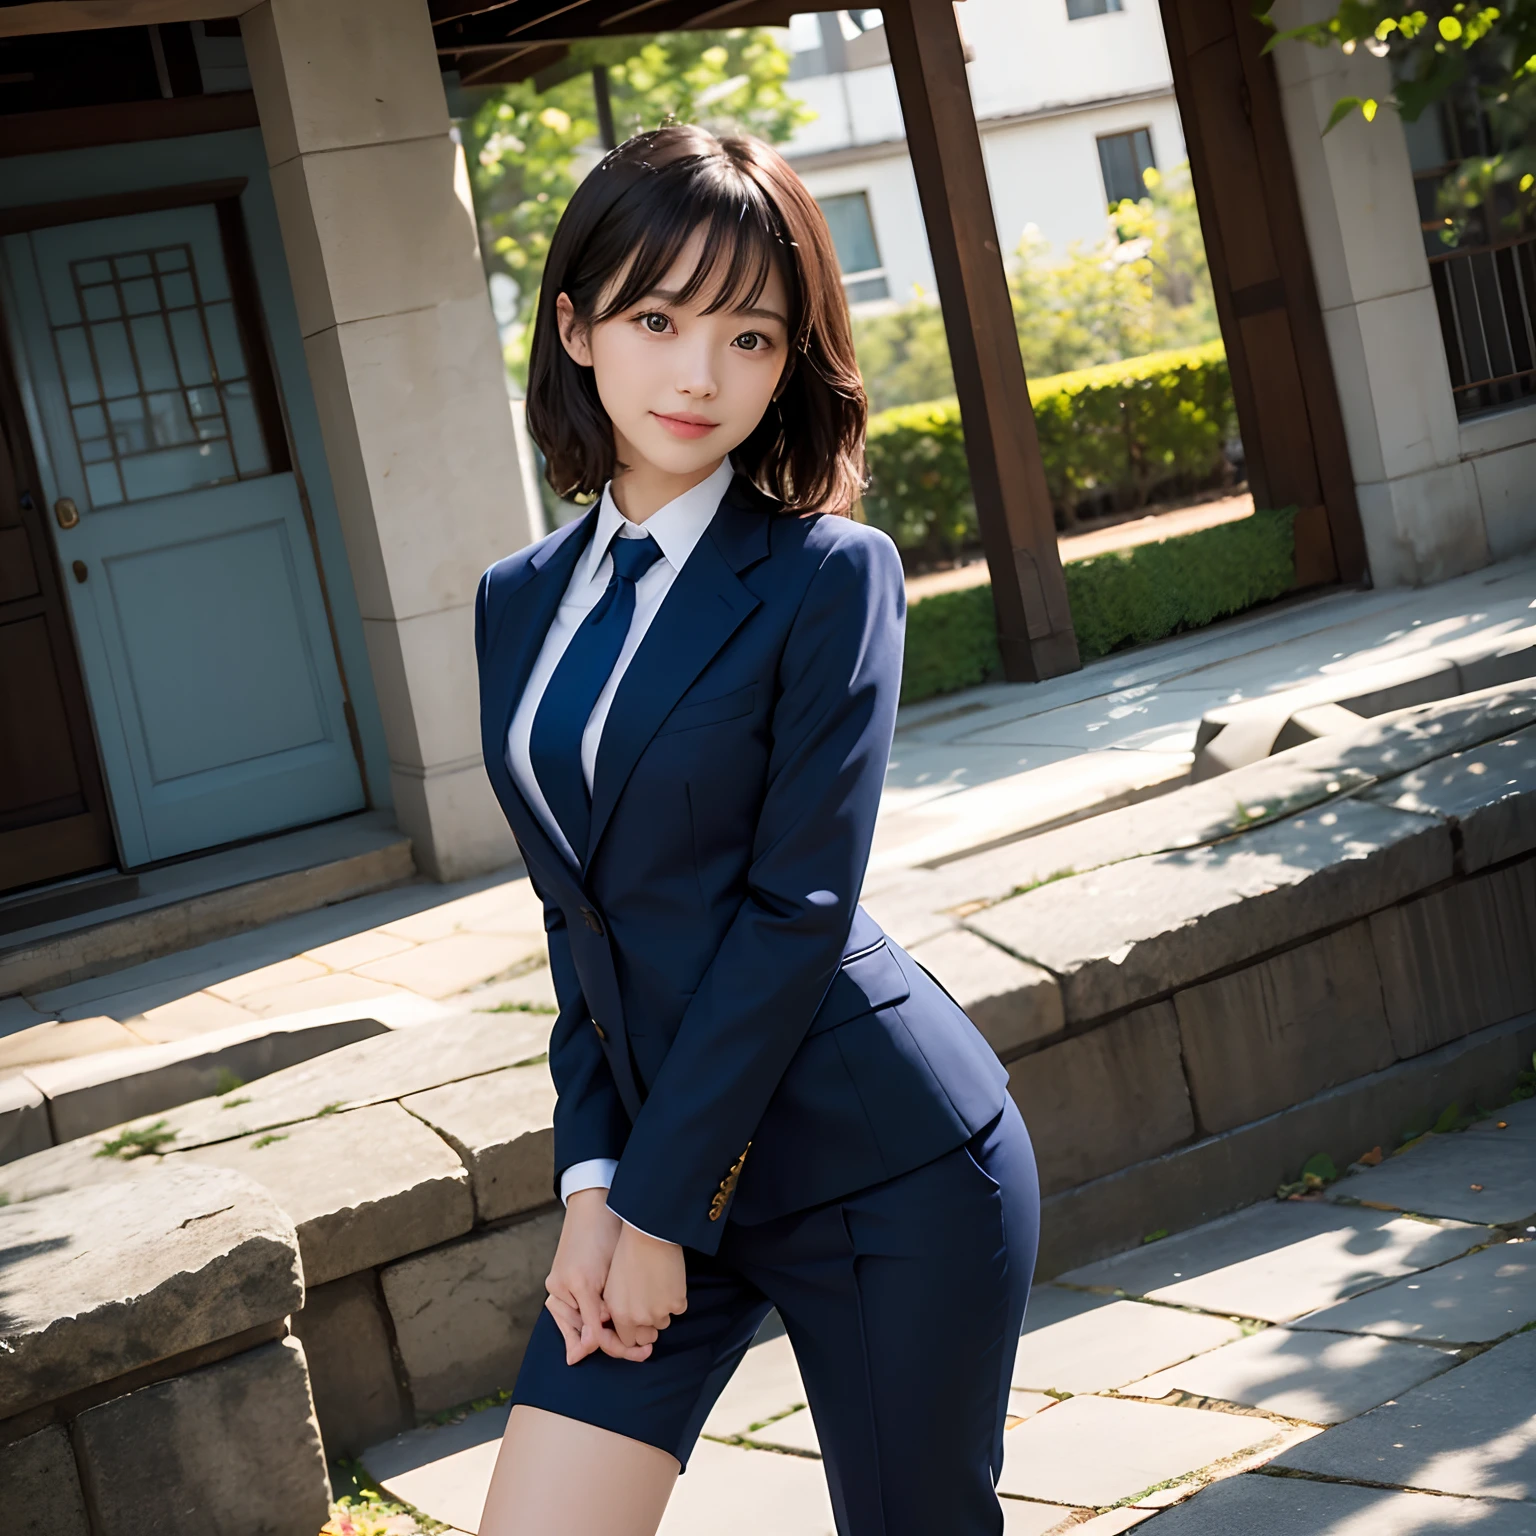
[530,532,665,863]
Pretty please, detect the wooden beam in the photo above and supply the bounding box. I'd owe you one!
[434,0,787,49]
[0,92,258,157]
[881,0,1078,681]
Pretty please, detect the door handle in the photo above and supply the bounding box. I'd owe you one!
[54,497,79,529]
[72,560,88,583]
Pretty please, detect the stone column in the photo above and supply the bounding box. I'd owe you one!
[243,0,534,879]
[1269,6,1492,586]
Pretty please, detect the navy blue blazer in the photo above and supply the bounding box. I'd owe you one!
[476,475,1007,1255]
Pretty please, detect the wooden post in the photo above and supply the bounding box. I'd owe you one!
[881,0,1079,681]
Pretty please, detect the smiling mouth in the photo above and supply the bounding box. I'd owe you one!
[652,411,718,439]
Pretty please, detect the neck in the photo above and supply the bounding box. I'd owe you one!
[609,454,726,524]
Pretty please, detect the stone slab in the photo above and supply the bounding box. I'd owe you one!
[381,1209,562,1414]
[363,1404,509,1534]
[1330,1125,1536,1225]
[701,1332,807,1438]
[24,1011,393,1145]
[0,1162,301,1418]
[150,1009,551,1152]
[1274,1328,1536,1499]
[1366,724,1536,873]
[0,1071,50,1166]
[178,1100,473,1287]
[905,928,1064,1057]
[1057,1200,1492,1323]
[1123,1325,1455,1423]
[0,1015,142,1074]
[970,801,1449,1023]
[1144,1471,1536,1534]
[996,1394,1280,1507]
[995,1498,1085,1536]
[402,1062,556,1222]
[1035,1010,1536,1280]
[1008,1003,1194,1195]
[73,1337,331,1536]
[0,1121,162,1204]
[1012,1297,1243,1395]
[1371,861,1536,1059]
[0,1424,89,1536]
[291,1271,413,1459]
[661,1439,837,1536]
[1470,1096,1536,1139]
[1175,922,1397,1136]
[1294,1239,1536,1344]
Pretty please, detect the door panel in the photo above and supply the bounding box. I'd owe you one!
[1,199,363,866]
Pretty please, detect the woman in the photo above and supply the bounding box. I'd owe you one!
[475,124,1039,1536]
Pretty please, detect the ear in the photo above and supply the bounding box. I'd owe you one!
[556,293,594,368]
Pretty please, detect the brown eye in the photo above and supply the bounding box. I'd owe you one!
[641,313,671,334]
[735,332,765,351]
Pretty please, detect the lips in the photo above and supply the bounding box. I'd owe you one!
[652,411,718,440]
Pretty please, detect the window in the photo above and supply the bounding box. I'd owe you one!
[1067,0,1124,20]
[818,192,890,303]
[1097,128,1156,208]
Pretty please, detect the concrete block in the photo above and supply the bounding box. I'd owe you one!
[1273,1329,1536,1498]
[1057,1199,1490,1324]
[74,1337,331,1536]
[156,1009,549,1152]
[1175,922,1396,1135]
[1140,1473,1536,1534]
[1294,1240,1536,1344]
[1034,1007,1536,1278]
[0,1072,50,1166]
[0,1425,89,1536]
[1007,1004,1194,1195]
[1447,622,1536,694]
[0,1121,160,1204]
[180,1101,474,1287]
[0,1163,301,1418]
[402,1063,555,1223]
[905,928,1064,1057]
[24,1011,391,1145]
[290,1271,413,1459]
[997,1395,1279,1507]
[1326,1119,1536,1225]
[1356,460,1488,591]
[1123,1327,1454,1423]
[1371,861,1536,1058]
[381,1208,562,1414]
[0,1016,142,1074]
[970,801,1449,1023]
[1271,701,1365,754]
[1012,1297,1243,1395]
[1365,724,1536,872]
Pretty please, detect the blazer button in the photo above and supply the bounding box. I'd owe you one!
[593,1020,607,1040]
[580,907,605,935]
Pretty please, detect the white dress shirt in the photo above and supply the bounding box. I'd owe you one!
[505,457,734,1214]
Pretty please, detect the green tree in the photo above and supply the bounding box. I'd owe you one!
[462,30,811,337]
[851,162,1222,412]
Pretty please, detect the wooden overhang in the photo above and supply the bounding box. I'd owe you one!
[436,0,1083,681]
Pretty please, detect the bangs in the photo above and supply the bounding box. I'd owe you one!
[589,162,793,328]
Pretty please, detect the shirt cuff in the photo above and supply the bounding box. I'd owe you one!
[559,1158,617,1203]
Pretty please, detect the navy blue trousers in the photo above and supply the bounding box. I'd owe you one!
[512,1099,1040,1536]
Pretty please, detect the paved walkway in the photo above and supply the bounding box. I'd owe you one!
[4,552,1533,1056]
[339,1091,1536,1535]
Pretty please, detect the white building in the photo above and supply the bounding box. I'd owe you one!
[781,0,1186,306]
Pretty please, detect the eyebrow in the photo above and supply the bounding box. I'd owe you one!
[647,289,788,327]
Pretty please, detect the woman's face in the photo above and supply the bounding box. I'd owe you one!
[558,229,791,484]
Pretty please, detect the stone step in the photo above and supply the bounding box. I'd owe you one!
[0,812,415,1002]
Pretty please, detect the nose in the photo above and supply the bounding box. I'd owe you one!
[675,336,717,400]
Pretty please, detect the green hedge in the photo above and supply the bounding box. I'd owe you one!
[863,340,1236,559]
[901,505,1298,704]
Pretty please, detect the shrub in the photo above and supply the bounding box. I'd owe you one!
[862,341,1236,556]
[900,505,1297,704]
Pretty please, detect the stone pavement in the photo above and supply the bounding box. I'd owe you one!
[3,552,1533,1067]
[349,1093,1536,1536]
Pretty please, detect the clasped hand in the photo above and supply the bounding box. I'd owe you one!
[545,1188,687,1365]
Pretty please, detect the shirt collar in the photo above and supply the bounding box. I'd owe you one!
[583,457,736,583]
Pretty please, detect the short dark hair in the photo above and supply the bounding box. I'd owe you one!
[525,125,867,515]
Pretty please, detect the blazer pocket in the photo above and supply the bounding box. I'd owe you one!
[656,682,758,736]
[806,941,911,1039]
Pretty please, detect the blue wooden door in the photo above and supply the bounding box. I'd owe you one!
[1,201,363,866]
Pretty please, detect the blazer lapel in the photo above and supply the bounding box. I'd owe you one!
[584,480,770,872]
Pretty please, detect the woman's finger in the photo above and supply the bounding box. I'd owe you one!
[545,1294,587,1365]
[597,1327,654,1363]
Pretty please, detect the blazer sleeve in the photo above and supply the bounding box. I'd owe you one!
[605,527,905,1253]
[475,567,630,1192]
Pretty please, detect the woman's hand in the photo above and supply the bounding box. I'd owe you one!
[602,1223,688,1356]
[545,1189,645,1366]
